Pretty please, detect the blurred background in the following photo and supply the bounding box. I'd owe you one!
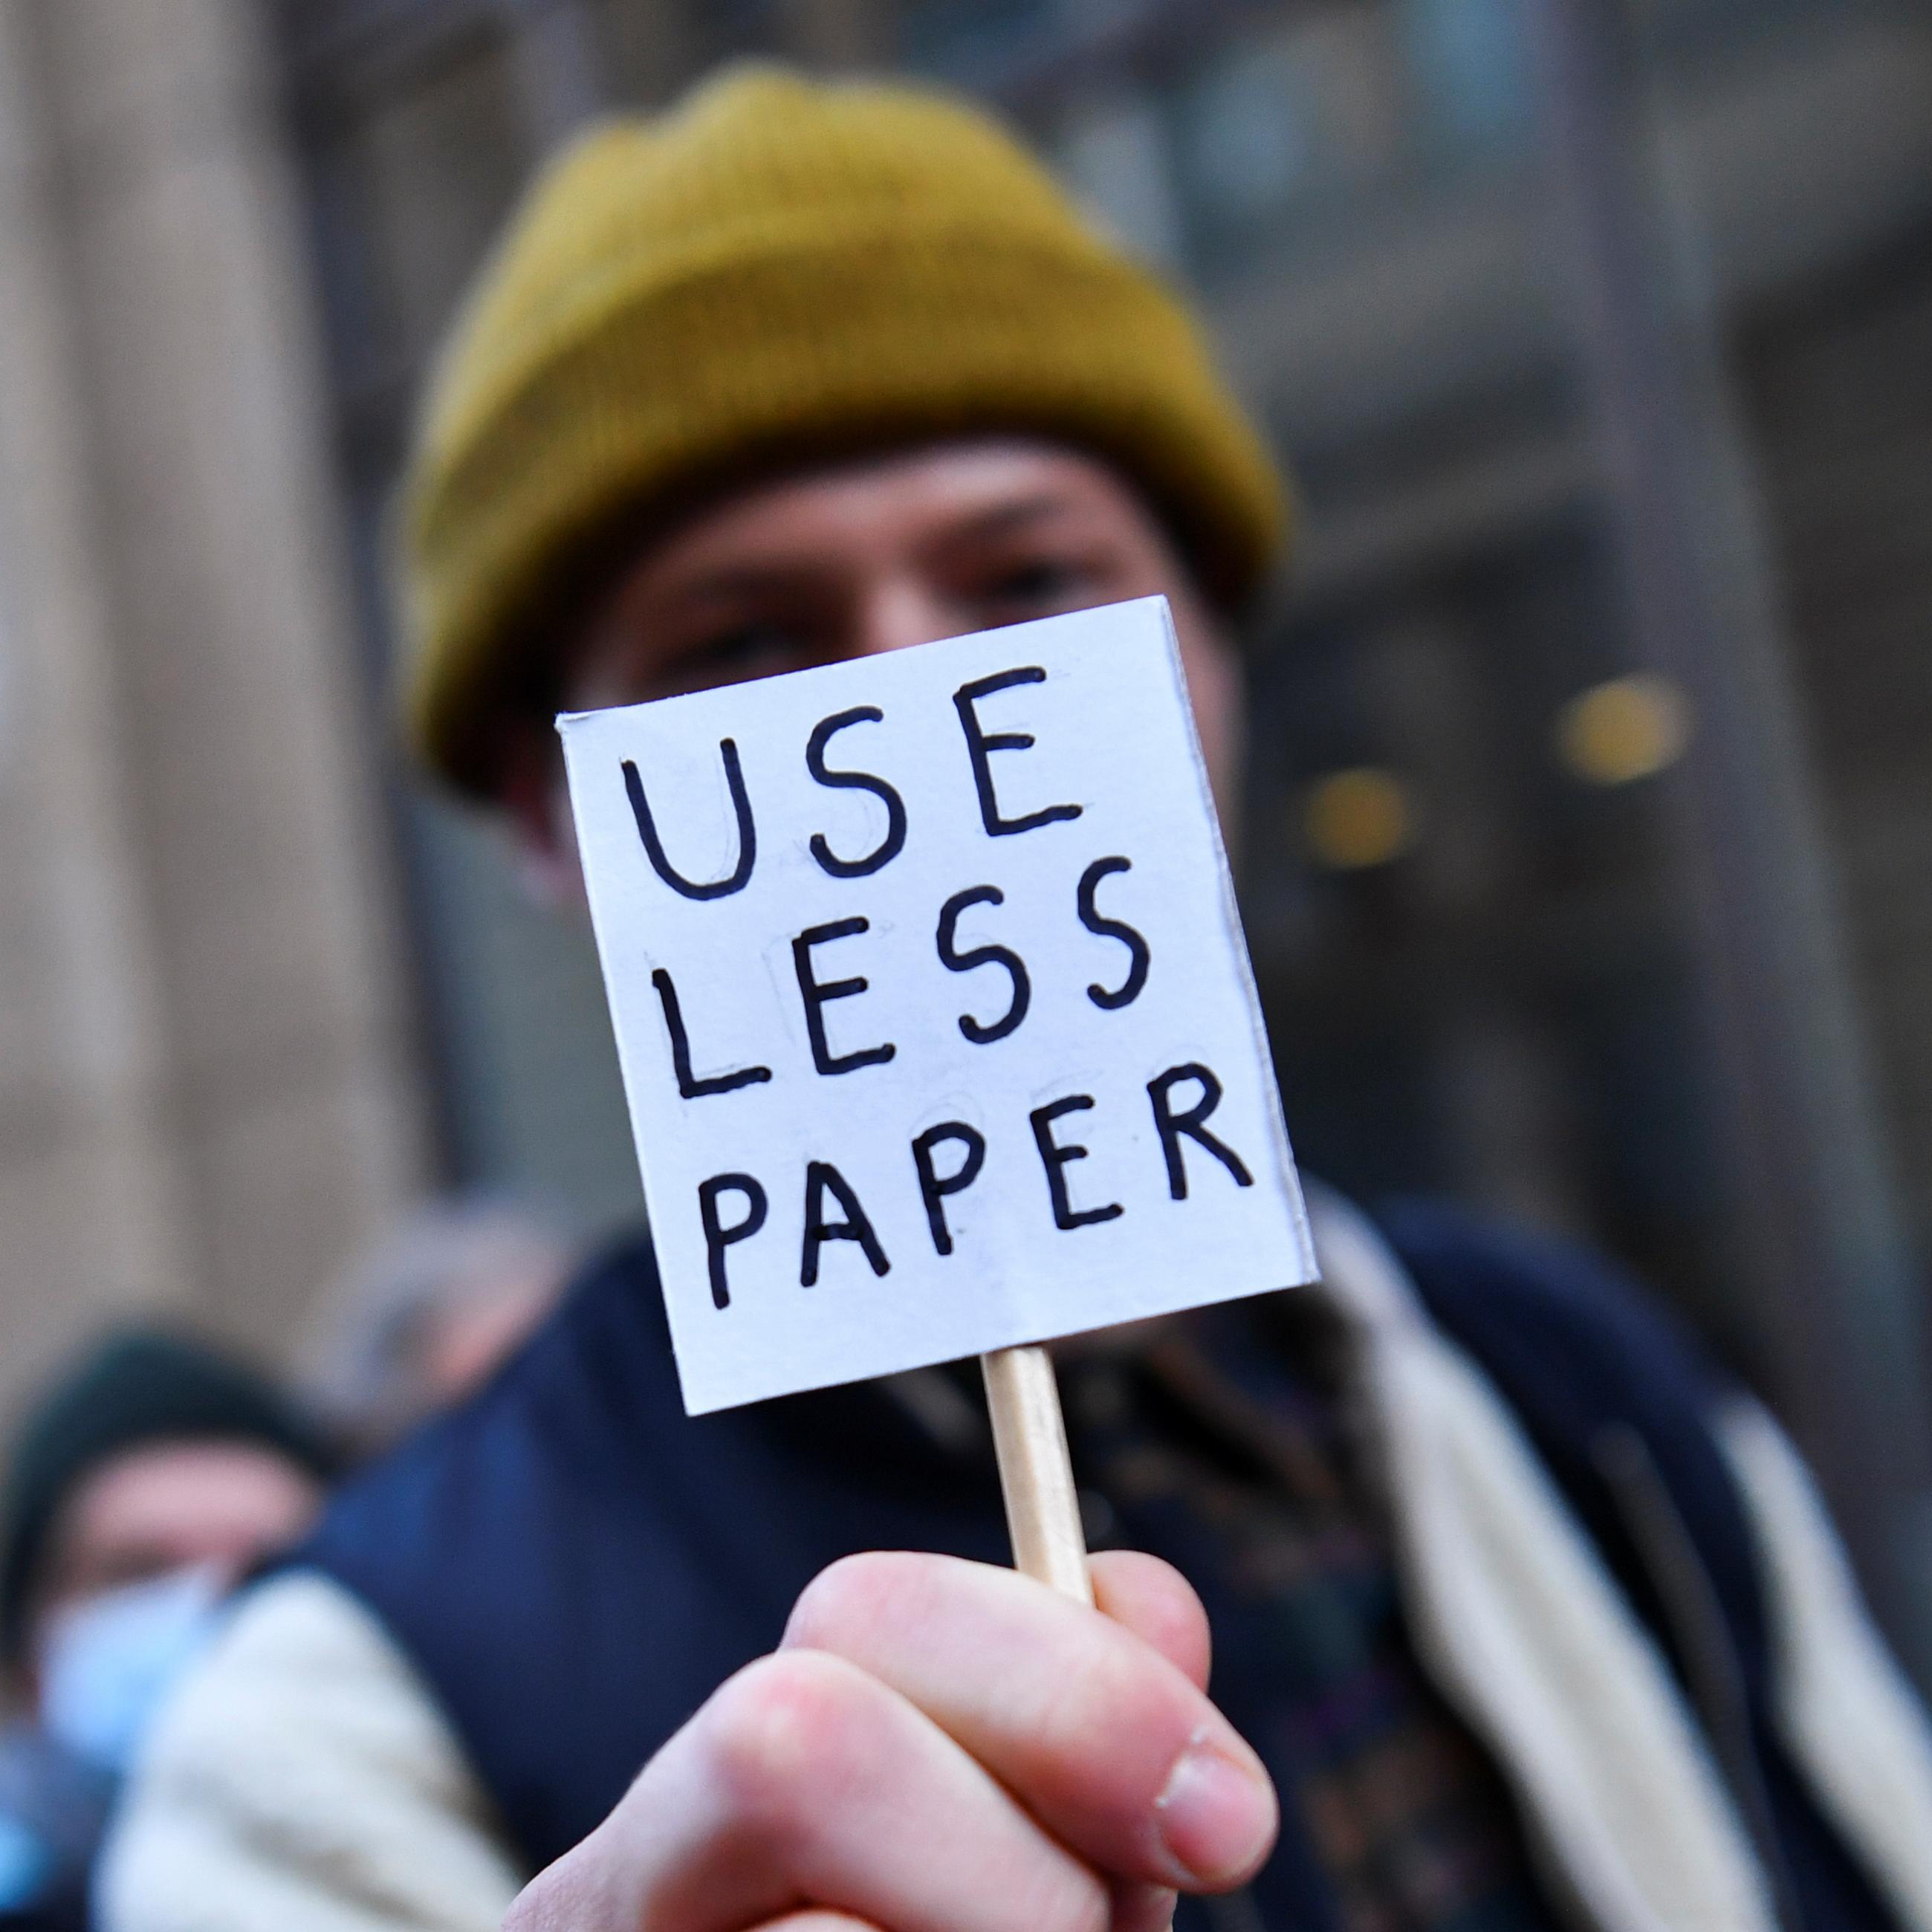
[1,0,1928,1670]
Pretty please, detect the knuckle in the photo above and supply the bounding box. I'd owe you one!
[698,1650,869,1827]
[784,1550,926,1651]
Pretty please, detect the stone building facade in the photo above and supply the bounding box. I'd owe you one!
[0,0,427,1415]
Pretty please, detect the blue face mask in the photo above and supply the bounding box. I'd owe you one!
[0,1813,54,1911]
[37,1567,230,1774]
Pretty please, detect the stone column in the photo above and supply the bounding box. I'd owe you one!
[0,0,427,1412]
[0,0,195,1413]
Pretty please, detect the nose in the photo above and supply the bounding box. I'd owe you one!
[849,574,962,659]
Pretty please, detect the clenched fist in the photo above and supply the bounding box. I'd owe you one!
[507,1549,1277,1932]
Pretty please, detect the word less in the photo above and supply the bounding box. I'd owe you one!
[561,597,1315,1414]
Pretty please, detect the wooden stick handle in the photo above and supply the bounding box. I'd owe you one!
[980,1343,1092,1604]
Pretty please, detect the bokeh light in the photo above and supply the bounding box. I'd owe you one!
[1301,767,1418,870]
[1555,673,1691,786]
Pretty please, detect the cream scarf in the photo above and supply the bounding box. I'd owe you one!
[1309,1187,1932,1932]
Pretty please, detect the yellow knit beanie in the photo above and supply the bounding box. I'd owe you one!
[401,64,1288,797]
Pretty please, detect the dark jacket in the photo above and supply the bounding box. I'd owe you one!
[296,1201,1905,1931]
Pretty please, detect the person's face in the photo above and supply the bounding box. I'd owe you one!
[30,1440,322,1656]
[504,440,1242,892]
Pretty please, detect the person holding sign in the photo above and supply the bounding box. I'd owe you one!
[103,66,1932,1932]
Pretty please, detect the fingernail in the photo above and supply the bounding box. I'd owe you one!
[1153,1731,1275,1887]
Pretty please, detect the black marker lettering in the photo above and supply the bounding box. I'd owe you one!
[806,707,907,880]
[698,1173,767,1309]
[952,667,1083,837]
[801,1161,891,1286]
[911,1123,988,1257]
[935,886,1031,1045]
[623,744,755,900]
[1077,857,1151,1011]
[652,968,771,1099]
[791,918,897,1077]
[1147,1063,1254,1199]
[1028,1095,1124,1232]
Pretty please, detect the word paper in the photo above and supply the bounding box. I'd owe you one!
[561,597,1315,1413]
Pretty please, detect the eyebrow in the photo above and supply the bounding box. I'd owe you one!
[657,565,817,610]
[946,494,1074,542]
[650,493,1080,613]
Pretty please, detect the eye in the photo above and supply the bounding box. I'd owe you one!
[979,555,1092,611]
[667,620,813,693]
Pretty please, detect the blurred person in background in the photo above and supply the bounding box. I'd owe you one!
[103,67,1932,1932]
[0,1330,332,1930]
[304,1199,574,1455]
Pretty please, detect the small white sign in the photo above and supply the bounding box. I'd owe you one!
[561,597,1315,1414]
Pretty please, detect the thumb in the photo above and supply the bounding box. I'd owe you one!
[1089,1551,1212,1693]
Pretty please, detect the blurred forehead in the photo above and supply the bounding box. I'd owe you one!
[53,1440,318,1567]
[603,439,1186,594]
